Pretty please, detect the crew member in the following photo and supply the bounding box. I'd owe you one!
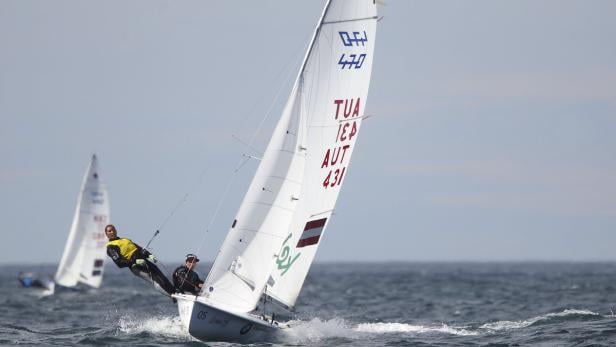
[104,224,175,296]
[173,254,203,295]
[17,272,49,289]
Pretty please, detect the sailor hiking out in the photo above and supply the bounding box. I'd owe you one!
[104,224,175,296]
[172,253,203,295]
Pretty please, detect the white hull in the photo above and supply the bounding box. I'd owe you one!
[174,294,287,342]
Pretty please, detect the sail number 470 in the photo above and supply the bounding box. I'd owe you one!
[323,167,346,188]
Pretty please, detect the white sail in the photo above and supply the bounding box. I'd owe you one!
[54,154,110,288]
[265,0,377,309]
[201,0,377,313]
[202,77,307,313]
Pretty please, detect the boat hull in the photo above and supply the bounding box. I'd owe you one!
[174,294,284,342]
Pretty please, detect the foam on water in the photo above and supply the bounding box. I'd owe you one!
[283,309,602,342]
[282,317,355,342]
[356,322,478,336]
[117,315,192,340]
[480,309,600,331]
[281,317,478,343]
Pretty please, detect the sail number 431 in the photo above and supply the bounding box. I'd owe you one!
[323,167,346,188]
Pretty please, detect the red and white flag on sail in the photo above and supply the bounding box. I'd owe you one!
[296,218,327,248]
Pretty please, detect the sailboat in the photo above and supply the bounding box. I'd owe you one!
[174,0,378,341]
[53,154,110,291]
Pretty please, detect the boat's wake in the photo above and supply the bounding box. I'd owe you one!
[479,309,601,331]
[355,321,477,335]
[112,308,606,343]
[280,317,477,343]
[116,315,192,340]
[281,308,605,343]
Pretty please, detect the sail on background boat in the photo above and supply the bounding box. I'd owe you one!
[54,154,110,288]
[201,0,377,314]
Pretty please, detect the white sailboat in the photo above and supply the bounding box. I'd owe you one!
[174,0,378,341]
[53,154,110,291]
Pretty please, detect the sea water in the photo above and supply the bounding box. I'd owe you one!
[2,262,615,346]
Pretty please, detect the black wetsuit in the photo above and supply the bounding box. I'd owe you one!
[106,238,175,295]
[173,265,203,295]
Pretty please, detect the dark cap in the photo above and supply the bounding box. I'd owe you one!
[185,254,200,262]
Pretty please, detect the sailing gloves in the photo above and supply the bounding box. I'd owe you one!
[133,254,156,267]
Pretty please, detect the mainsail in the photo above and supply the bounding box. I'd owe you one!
[55,154,110,288]
[202,0,377,313]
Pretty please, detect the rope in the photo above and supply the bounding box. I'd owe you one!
[143,167,210,251]
[194,155,246,256]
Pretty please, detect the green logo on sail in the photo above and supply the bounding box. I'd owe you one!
[276,233,300,276]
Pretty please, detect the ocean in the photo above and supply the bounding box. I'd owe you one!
[2,262,615,346]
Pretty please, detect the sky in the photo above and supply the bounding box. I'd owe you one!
[1,0,615,265]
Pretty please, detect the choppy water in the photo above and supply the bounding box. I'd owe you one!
[2,262,616,346]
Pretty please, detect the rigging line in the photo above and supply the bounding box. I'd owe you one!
[194,154,246,260]
[230,43,300,132]
[231,30,310,151]
[145,166,210,250]
[232,134,263,157]
[245,65,295,149]
[198,156,260,285]
[157,166,210,232]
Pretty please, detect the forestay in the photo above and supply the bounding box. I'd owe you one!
[202,0,377,313]
[55,154,110,288]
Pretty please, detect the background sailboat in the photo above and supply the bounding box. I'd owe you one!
[174,0,377,341]
[53,154,110,291]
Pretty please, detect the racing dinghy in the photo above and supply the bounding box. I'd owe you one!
[174,0,378,341]
[53,154,110,292]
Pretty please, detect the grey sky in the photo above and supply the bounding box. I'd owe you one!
[1,1,615,264]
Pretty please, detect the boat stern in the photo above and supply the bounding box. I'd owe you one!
[174,295,281,342]
[173,293,196,331]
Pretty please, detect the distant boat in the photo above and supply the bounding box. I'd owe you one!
[17,271,54,292]
[173,0,378,342]
[53,154,110,290]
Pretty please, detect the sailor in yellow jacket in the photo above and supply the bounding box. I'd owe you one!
[104,224,175,296]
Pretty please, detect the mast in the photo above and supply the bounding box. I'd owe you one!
[295,0,332,82]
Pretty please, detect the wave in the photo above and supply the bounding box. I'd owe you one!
[480,309,601,331]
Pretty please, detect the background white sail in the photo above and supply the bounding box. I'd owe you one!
[202,0,377,313]
[55,154,110,288]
